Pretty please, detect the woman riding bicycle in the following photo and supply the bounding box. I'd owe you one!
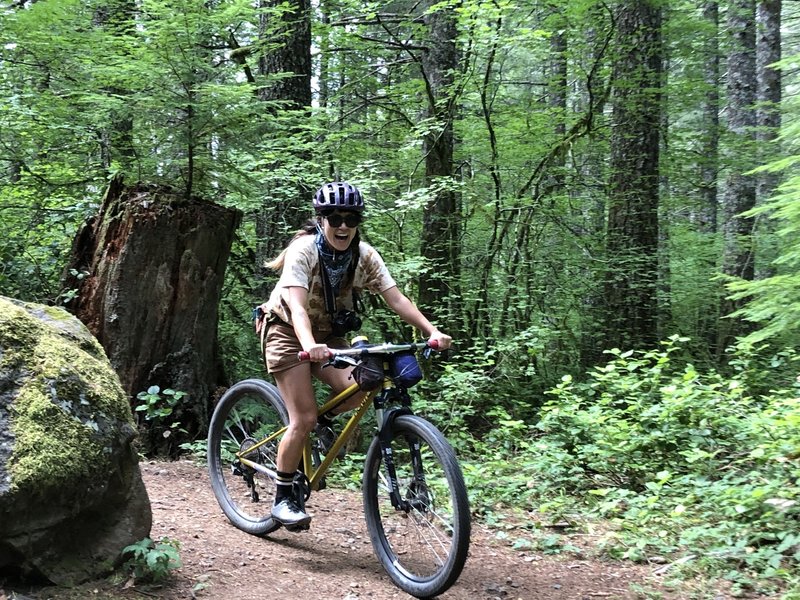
[259,181,452,529]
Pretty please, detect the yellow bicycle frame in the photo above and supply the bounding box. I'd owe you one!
[235,381,386,491]
[302,383,376,490]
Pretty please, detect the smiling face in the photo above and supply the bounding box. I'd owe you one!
[320,210,362,252]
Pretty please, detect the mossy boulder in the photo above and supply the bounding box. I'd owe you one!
[0,296,151,585]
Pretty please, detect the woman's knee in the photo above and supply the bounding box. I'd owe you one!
[289,412,317,435]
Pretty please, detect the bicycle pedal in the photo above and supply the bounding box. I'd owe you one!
[286,522,311,533]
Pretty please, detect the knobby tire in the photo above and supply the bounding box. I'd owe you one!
[207,378,288,536]
[362,414,471,599]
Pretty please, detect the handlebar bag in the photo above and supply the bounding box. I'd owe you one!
[390,352,423,388]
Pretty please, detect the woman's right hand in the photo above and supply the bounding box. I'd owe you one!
[303,343,332,362]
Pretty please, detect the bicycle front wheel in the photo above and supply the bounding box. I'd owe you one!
[207,378,288,536]
[363,414,471,599]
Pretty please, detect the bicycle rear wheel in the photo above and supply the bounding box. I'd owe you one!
[363,414,471,599]
[207,378,288,536]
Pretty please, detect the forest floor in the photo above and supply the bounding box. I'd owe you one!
[2,460,781,600]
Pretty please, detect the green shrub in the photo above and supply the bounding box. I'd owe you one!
[122,537,182,583]
[457,336,798,592]
[526,337,800,589]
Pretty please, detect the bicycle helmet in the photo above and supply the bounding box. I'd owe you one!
[313,181,365,212]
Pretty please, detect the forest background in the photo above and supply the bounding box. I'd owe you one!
[1,0,799,597]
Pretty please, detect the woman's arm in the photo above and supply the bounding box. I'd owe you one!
[380,286,452,350]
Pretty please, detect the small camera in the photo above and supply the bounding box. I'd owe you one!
[331,310,362,337]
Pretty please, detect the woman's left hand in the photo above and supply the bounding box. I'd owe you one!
[428,330,452,351]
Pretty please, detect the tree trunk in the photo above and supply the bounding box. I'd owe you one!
[92,0,136,174]
[94,0,136,173]
[700,1,720,235]
[418,0,461,333]
[718,0,757,354]
[257,0,312,109]
[576,5,615,369]
[254,0,313,296]
[756,0,781,190]
[547,13,568,195]
[697,1,721,355]
[63,175,242,455]
[755,0,781,278]
[603,0,663,352]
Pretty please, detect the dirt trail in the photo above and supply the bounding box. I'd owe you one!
[140,461,680,600]
[9,460,741,600]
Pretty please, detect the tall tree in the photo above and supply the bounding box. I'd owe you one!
[257,0,312,109]
[695,1,722,352]
[254,0,313,295]
[755,0,781,205]
[547,5,568,195]
[92,0,136,173]
[417,0,461,332]
[603,0,663,351]
[718,0,757,353]
[700,1,721,234]
[754,0,781,279]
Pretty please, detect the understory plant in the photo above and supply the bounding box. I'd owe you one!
[122,537,182,583]
[467,336,799,592]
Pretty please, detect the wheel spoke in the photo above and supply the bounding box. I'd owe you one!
[363,415,470,597]
[207,380,288,536]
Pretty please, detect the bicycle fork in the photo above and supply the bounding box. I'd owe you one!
[376,406,428,513]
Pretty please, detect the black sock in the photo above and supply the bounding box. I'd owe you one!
[275,470,295,502]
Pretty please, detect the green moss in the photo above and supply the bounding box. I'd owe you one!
[10,385,105,491]
[0,297,134,496]
[33,334,130,423]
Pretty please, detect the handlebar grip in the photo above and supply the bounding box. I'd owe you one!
[298,351,310,362]
[428,339,441,351]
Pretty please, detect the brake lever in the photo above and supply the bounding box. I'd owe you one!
[323,355,360,369]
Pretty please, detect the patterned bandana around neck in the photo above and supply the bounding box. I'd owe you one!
[315,227,353,295]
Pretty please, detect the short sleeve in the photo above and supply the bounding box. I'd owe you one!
[277,236,316,290]
[263,235,320,327]
[355,242,396,294]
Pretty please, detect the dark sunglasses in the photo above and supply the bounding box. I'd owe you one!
[325,213,362,228]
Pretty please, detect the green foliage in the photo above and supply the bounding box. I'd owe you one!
[727,172,800,344]
[122,537,182,583]
[722,52,800,348]
[135,386,187,422]
[463,336,800,590]
[414,359,487,443]
[178,439,208,462]
[2,1,799,591]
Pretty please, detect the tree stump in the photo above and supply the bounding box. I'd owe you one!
[63,175,242,454]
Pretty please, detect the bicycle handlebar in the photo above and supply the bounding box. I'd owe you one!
[298,339,440,363]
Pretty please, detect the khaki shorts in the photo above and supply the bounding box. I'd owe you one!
[263,322,348,373]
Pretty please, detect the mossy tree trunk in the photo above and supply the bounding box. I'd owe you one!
[603,0,663,352]
[63,175,242,455]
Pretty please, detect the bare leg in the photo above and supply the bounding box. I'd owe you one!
[273,363,318,475]
[312,363,366,413]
